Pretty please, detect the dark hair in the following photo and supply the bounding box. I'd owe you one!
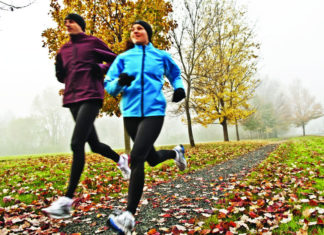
[124,39,135,51]
[133,20,152,42]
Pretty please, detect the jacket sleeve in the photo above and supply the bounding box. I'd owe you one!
[55,52,65,83]
[94,38,117,75]
[104,55,124,97]
[163,51,184,90]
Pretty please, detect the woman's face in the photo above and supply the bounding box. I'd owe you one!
[64,19,83,35]
[130,24,149,45]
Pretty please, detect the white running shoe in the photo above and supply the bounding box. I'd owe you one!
[42,196,73,219]
[108,210,135,235]
[173,144,187,171]
[118,153,131,180]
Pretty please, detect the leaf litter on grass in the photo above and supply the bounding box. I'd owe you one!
[201,136,323,235]
[0,141,274,234]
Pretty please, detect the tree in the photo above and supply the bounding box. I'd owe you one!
[42,0,176,152]
[242,97,277,139]
[192,0,259,141]
[0,0,34,11]
[2,117,43,155]
[289,80,324,136]
[31,89,72,149]
[169,0,217,147]
[242,78,292,139]
[227,64,259,141]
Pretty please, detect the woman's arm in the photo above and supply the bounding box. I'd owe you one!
[93,38,117,76]
[163,51,186,102]
[163,51,184,90]
[104,56,124,97]
[55,52,65,83]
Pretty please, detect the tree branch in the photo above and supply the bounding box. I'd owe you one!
[0,0,35,11]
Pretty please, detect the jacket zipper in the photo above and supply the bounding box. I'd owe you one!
[141,45,146,117]
[71,42,78,101]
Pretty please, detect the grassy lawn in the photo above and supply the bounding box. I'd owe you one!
[202,136,323,234]
[3,137,321,234]
[0,141,269,208]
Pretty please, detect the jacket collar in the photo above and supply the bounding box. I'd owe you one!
[133,42,153,51]
[70,32,87,42]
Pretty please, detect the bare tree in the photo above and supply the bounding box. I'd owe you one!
[290,80,324,136]
[169,0,216,147]
[0,1,35,11]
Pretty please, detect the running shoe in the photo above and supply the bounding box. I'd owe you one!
[107,210,135,235]
[42,196,73,219]
[173,144,187,171]
[118,153,131,180]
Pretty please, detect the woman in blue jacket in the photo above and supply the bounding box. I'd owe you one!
[104,21,187,234]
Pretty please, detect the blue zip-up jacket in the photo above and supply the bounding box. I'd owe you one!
[104,43,184,117]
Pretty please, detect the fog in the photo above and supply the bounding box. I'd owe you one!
[1,80,323,156]
[0,87,228,156]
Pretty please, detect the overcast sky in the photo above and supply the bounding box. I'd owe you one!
[1,0,324,118]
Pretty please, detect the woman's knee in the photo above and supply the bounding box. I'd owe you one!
[130,153,146,170]
[89,142,100,153]
[146,158,159,167]
[70,139,85,153]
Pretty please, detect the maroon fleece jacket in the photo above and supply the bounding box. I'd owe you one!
[57,33,116,106]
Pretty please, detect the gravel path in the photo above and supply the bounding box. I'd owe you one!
[60,144,278,234]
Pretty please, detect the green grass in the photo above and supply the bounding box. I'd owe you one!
[0,152,71,161]
[1,137,322,234]
[0,141,271,208]
[202,136,324,234]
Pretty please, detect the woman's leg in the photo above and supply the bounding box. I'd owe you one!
[87,126,119,163]
[124,116,165,214]
[145,148,176,167]
[65,101,101,198]
[124,117,175,167]
[87,125,131,179]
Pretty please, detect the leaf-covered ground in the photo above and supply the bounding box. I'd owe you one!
[201,136,324,235]
[0,141,268,234]
[0,138,322,234]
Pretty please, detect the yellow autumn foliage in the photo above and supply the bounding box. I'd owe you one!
[192,0,259,130]
[42,0,176,116]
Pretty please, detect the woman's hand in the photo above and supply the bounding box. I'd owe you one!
[118,73,135,86]
[55,54,65,82]
[172,88,186,102]
[91,63,102,79]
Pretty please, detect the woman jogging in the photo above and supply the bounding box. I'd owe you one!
[104,20,187,234]
[42,13,131,219]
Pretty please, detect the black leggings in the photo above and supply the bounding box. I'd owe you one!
[124,116,176,214]
[65,100,119,198]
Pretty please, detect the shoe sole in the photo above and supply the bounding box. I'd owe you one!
[107,216,132,235]
[41,208,71,219]
[176,145,186,171]
[42,210,71,219]
[118,167,131,180]
[118,155,131,180]
[177,160,186,171]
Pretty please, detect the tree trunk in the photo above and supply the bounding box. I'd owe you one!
[221,118,229,141]
[274,129,278,138]
[235,119,240,141]
[302,123,306,136]
[185,95,195,147]
[123,119,131,154]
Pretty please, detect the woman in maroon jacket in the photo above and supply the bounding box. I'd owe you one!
[42,13,131,219]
